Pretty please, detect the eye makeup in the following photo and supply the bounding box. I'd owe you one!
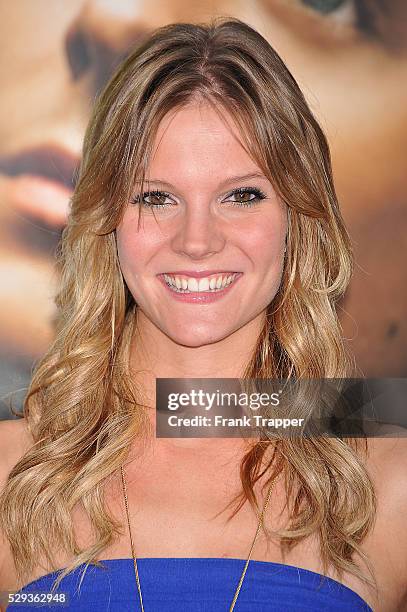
[130,186,268,210]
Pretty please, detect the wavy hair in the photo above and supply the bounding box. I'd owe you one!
[0,17,376,593]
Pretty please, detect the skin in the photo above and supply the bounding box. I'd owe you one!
[1,7,406,605]
[1,418,407,611]
[116,101,287,448]
[116,102,287,375]
[1,100,407,611]
[0,0,406,399]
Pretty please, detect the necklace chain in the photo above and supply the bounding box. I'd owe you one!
[120,464,277,611]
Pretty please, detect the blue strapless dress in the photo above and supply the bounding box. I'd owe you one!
[7,558,373,611]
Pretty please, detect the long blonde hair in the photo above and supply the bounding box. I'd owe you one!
[0,17,376,592]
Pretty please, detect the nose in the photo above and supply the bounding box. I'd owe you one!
[64,0,172,92]
[170,203,226,261]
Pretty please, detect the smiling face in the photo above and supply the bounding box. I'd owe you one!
[115,102,288,348]
[1,2,406,381]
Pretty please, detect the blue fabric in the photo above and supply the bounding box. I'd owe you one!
[8,558,373,611]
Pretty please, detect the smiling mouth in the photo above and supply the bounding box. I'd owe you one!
[162,272,242,293]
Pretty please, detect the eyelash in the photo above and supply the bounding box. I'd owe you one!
[130,186,267,210]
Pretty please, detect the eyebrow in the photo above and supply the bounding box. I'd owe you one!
[134,172,269,190]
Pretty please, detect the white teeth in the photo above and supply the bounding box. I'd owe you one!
[198,278,210,291]
[163,272,239,294]
[188,277,199,292]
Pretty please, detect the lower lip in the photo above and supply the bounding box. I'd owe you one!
[158,274,243,303]
[3,174,71,227]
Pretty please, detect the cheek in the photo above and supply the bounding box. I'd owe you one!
[116,227,147,286]
[242,213,287,266]
[116,228,134,272]
[116,218,160,271]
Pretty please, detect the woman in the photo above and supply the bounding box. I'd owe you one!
[0,18,406,611]
[1,2,407,427]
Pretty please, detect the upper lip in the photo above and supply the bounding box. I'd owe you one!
[0,143,79,189]
[161,270,241,278]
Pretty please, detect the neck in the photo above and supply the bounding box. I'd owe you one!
[130,309,264,379]
[127,308,264,455]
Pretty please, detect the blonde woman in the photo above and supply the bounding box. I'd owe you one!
[0,18,406,612]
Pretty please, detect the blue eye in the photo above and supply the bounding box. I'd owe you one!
[299,0,360,32]
[301,0,346,14]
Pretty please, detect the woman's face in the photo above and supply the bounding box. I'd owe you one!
[116,103,287,347]
[1,0,406,378]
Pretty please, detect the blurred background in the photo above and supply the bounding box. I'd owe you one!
[1,0,406,420]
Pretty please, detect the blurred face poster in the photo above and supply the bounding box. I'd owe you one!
[0,0,406,418]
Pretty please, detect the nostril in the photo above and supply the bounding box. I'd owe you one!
[64,21,132,92]
[65,26,92,81]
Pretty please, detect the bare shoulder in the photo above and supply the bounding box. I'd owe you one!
[364,434,407,507]
[363,435,407,598]
[364,434,407,479]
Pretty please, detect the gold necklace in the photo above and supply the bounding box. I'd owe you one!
[120,464,277,611]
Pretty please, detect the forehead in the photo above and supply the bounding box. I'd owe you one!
[145,101,262,184]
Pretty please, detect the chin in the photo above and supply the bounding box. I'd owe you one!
[164,320,235,348]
